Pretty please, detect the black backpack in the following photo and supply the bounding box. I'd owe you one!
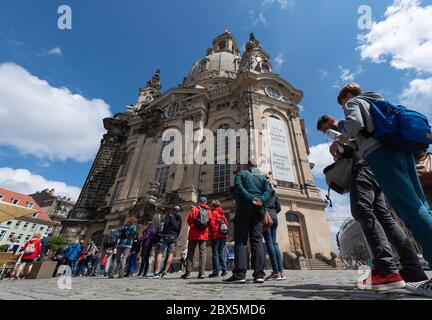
[194,206,209,230]
[105,234,118,248]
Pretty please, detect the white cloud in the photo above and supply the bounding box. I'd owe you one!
[309,143,334,178]
[47,47,62,57]
[358,0,432,73]
[0,63,112,162]
[320,188,352,251]
[274,53,285,70]
[318,69,328,80]
[338,65,364,82]
[249,10,267,26]
[0,167,81,201]
[399,77,432,117]
[262,0,294,9]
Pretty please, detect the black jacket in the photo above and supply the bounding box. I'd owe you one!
[161,211,182,241]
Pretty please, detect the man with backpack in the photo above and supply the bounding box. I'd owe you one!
[224,159,271,284]
[102,229,118,276]
[108,217,138,278]
[181,197,211,280]
[317,114,427,291]
[337,83,432,297]
[151,206,182,279]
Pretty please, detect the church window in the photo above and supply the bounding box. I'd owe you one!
[154,166,170,197]
[199,60,207,73]
[265,85,282,100]
[261,63,271,71]
[113,181,124,201]
[214,124,232,193]
[286,212,300,224]
[120,148,135,177]
[166,103,180,118]
[219,41,227,50]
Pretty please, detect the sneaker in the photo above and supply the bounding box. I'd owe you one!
[161,272,168,279]
[406,279,432,297]
[223,275,246,283]
[221,271,228,277]
[197,273,205,279]
[208,273,219,278]
[399,270,429,283]
[278,273,287,281]
[152,273,162,279]
[265,272,279,281]
[181,273,191,280]
[357,269,405,291]
[254,277,265,284]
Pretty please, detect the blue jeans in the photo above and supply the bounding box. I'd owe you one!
[211,238,227,273]
[127,251,138,276]
[263,221,283,273]
[366,147,432,266]
[67,259,77,274]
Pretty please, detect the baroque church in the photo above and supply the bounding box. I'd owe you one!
[63,31,334,267]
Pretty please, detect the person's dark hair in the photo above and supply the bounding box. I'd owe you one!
[316,115,336,131]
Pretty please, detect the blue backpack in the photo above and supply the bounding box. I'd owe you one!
[360,98,432,154]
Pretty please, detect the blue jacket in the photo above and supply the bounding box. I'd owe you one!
[114,224,137,248]
[234,167,272,210]
[65,243,81,261]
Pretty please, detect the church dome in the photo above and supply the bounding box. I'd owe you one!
[183,30,241,87]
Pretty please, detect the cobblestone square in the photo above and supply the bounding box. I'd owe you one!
[1,270,431,300]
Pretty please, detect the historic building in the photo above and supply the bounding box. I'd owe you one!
[0,187,55,249]
[29,189,75,235]
[63,31,334,266]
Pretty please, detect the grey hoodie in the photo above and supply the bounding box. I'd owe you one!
[341,92,383,158]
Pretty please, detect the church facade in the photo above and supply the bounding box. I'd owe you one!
[63,31,335,265]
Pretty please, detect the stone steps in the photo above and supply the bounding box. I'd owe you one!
[306,259,335,270]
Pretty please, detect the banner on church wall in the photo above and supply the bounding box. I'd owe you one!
[266,117,295,183]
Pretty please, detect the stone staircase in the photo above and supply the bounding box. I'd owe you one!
[305,258,336,270]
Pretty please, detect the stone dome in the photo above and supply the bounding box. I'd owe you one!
[183,30,241,87]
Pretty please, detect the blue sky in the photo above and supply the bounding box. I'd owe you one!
[1,0,431,238]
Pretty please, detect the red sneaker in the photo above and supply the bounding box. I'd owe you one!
[357,269,406,291]
[399,270,429,283]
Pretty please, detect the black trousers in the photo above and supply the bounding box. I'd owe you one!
[233,206,265,279]
[350,165,424,276]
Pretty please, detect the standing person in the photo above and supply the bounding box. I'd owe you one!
[317,114,427,291]
[102,229,118,276]
[262,180,286,281]
[138,222,155,277]
[82,239,98,276]
[11,233,42,279]
[109,217,138,279]
[181,198,211,280]
[337,83,432,297]
[179,248,187,273]
[74,240,86,276]
[38,233,51,262]
[7,234,20,254]
[126,225,143,277]
[208,200,229,278]
[224,160,271,284]
[64,240,81,275]
[153,206,183,279]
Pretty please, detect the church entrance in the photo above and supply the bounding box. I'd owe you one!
[286,212,304,255]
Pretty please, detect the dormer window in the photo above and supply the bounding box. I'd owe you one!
[32,213,38,218]
[11,198,19,205]
[26,202,34,208]
[218,40,227,50]
[199,60,207,73]
[261,63,271,71]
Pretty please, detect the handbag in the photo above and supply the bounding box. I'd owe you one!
[417,152,432,188]
[263,211,273,232]
[323,157,353,195]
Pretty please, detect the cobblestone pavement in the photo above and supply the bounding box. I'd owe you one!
[0,270,431,300]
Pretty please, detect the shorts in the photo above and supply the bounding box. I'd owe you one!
[21,258,35,263]
[155,239,176,254]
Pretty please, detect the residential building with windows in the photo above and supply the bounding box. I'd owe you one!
[0,187,55,250]
[63,31,334,266]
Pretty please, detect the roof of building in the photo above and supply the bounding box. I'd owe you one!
[0,187,53,223]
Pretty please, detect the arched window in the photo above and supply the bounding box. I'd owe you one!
[286,212,300,224]
[214,124,232,193]
[154,136,174,197]
[199,60,207,73]
[120,148,135,177]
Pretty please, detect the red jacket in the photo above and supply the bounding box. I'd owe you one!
[20,238,42,260]
[209,207,229,240]
[187,203,210,241]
